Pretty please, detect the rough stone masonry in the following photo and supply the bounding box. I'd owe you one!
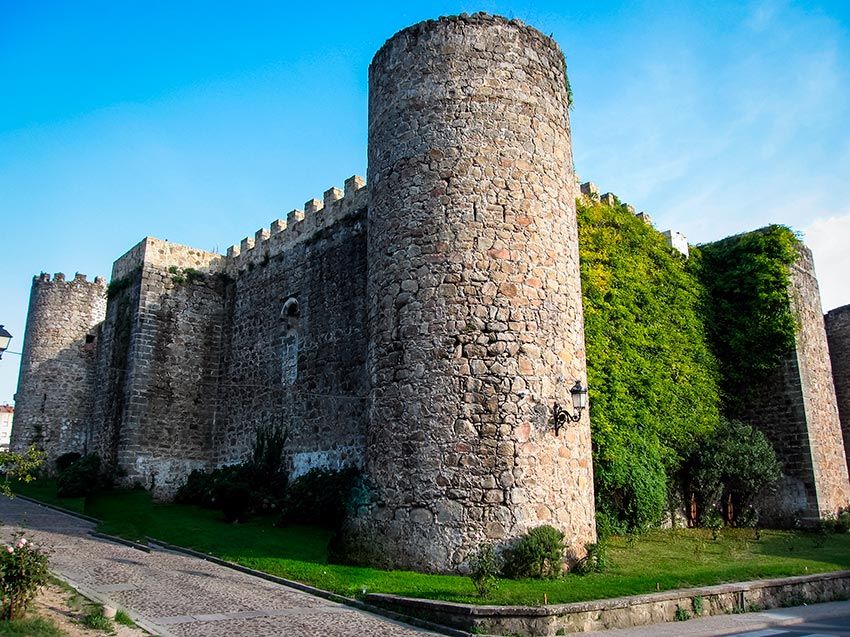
[11,13,850,573]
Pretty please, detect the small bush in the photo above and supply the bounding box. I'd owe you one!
[467,544,500,597]
[692,595,704,615]
[278,467,360,529]
[502,525,565,579]
[572,541,608,575]
[54,453,81,475]
[0,537,49,620]
[56,454,102,498]
[675,605,691,621]
[174,425,289,522]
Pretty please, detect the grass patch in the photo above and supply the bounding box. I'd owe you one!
[0,616,64,637]
[114,610,135,627]
[81,606,113,631]
[12,479,850,606]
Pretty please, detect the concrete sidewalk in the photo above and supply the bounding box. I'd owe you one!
[591,598,850,636]
[0,496,442,637]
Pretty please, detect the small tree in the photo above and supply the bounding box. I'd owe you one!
[686,419,780,525]
[0,446,45,497]
[467,544,500,597]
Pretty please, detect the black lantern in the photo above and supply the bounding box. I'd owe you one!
[0,326,11,360]
[552,380,588,435]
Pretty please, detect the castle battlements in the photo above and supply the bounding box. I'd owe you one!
[34,272,106,286]
[225,174,367,273]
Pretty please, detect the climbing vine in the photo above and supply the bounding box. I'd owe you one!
[690,225,800,415]
[578,199,722,533]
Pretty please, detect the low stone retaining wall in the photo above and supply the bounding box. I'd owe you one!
[365,570,850,636]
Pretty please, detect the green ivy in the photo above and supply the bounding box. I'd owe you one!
[578,199,722,531]
[691,225,799,414]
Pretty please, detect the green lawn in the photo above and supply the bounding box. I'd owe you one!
[11,480,850,606]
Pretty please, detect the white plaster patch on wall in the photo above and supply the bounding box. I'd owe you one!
[132,455,207,499]
[290,447,362,479]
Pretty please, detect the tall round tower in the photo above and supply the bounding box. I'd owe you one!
[360,13,595,571]
[12,273,106,463]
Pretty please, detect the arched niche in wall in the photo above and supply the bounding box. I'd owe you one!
[281,297,300,385]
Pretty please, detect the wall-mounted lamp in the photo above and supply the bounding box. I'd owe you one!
[0,326,12,360]
[552,380,588,435]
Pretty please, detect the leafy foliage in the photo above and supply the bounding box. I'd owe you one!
[577,199,722,531]
[175,425,289,522]
[0,447,44,497]
[278,467,361,529]
[502,525,566,579]
[467,544,501,597]
[691,225,799,413]
[685,419,780,526]
[572,541,609,575]
[0,537,49,621]
[56,454,101,498]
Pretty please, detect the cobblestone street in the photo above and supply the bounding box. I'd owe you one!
[0,496,442,637]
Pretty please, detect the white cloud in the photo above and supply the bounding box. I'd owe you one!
[804,211,850,312]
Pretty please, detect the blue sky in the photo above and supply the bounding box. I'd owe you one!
[1,0,849,404]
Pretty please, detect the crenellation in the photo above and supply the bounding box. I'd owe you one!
[580,181,599,199]
[305,198,323,215]
[345,174,366,196]
[240,236,255,253]
[226,245,240,258]
[270,218,287,234]
[324,187,344,208]
[255,227,270,244]
[600,192,617,206]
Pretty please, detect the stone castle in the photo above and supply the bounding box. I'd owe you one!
[11,14,850,572]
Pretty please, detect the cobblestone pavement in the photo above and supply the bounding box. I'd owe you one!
[0,496,443,637]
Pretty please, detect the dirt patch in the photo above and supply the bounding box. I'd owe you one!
[25,582,149,636]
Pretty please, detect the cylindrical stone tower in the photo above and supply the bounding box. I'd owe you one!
[359,13,595,572]
[11,273,106,465]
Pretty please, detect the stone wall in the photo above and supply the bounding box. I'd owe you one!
[357,13,594,572]
[826,304,850,469]
[11,273,107,466]
[737,246,850,523]
[216,185,369,479]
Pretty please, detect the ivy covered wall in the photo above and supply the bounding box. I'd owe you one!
[578,199,803,532]
[577,199,721,532]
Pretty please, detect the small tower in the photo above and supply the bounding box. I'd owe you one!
[11,273,107,465]
[357,14,595,571]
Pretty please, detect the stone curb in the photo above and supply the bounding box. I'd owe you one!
[146,536,473,637]
[366,569,850,617]
[14,493,100,523]
[90,530,152,553]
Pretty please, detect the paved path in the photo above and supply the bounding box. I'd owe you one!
[0,496,442,637]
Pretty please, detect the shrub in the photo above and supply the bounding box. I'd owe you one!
[572,541,608,575]
[278,467,360,529]
[467,544,500,597]
[685,419,780,526]
[0,446,45,497]
[174,425,289,522]
[502,525,565,579]
[54,453,81,475]
[56,454,101,498]
[0,537,49,620]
